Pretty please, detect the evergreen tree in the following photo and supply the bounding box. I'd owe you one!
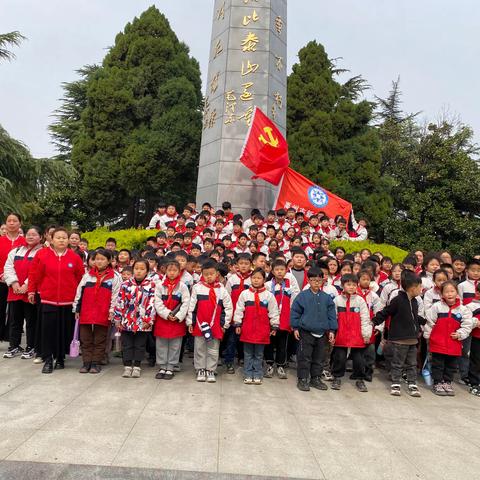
[287,41,392,238]
[383,121,480,256]
[70,6,203,228]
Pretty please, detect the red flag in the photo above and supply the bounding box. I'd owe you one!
[275,168,352,220]
[239,107,289,185]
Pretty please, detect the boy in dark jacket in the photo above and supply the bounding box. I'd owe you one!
[291,268,337,392]
[373,271,425,397]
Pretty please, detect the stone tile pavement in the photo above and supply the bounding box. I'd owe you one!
[0,343,479,480]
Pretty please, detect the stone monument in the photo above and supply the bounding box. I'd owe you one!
[196,0,287,216]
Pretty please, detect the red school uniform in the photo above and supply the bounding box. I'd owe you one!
[265,277,298,331]
[154,277,190,338]
[187,281,233,340]
[333,294,372,348]
[233,287,279,344]
[74,267,122,327]
[0,234,27,281]
[425,299,473,356]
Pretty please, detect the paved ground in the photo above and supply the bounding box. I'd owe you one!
[0,343,479,480]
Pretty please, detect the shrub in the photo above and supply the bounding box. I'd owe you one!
[83,228,408,263]
[331,240,408,263]
[82,228,155,250]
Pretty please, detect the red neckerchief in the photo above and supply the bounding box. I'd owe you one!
[90,266,114,295]
[163,276,182,309]
[183,243,192,253]
[249,286,266,313]
[202,280,220,307]
[445,297,461,313]
[357,286,370,304]
[237,272,251,291]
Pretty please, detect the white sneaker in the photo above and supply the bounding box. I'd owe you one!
[131,367,141,378]
[196,369,207,382]
[206,370,216,383]
[253,378,263,385]
[264,365,274,378]
[277,366,288,379]
[33,356,44,364]
[122,366,133,378]
[244,377,253,384]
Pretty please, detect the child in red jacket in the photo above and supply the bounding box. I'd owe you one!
[73,249,121,374]
[27,228,84,374]
[153,260,190,380]
[331,274,372,392]
[424,281,473,396]
[264,259,300,379]
[234,268,279,385]
[186,260,233,383]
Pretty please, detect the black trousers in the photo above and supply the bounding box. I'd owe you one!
[121,331,148,366]
[431,352,458,383]
[0,283,9,341]
[469,337,480,387]
[8,300,37,349]
[297,329,325,379]
[332,346,366,379]
[264,329,289,366]
[41,304,75,360]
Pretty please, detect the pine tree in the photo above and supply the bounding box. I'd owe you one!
[287,41,392,239]
[70,6,203,227]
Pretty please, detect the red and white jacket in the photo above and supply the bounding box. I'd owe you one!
[265,276,300,331]
[226,272,251,311]
[154,278,190,338]
[424,299,473,355]
[0,234,27,282]
[28,247,85,306]
[458,279,479,305]
[466,299,480,339]
[233,287,279,344]
[357,287,383,344]
[186,281,233,340]
[3,244,43,302]
[423,286,441,314]
[333,294,372,348]
[73,267,122,327]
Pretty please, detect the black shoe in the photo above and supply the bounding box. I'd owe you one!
[364,373,373,382]
[148,357,156,367]
[54,359,65,370]
[42,359,53,374]
[310,376,328,391]
[331,378,342,390]
[297,378,310,392]
[356,380,368,392]
[226,363,235,374]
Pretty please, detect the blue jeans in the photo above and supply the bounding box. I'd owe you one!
[222,326,239,364]
[243,343,265,379]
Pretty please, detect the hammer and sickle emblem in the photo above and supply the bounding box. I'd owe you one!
[258,127,279,148]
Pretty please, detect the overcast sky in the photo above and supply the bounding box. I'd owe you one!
[1,0,478,158]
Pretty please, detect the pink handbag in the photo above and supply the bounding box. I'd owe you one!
[69,317,80,358]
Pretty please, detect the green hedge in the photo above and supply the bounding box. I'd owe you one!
[83,228,408,262]
[331,240,408,263]
[82,228,154,250]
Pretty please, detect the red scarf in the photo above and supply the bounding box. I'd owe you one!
[237,272,251,291]
[445,297,461,312]
[163,276,182,309]
[202,280,220,307]
[249,286,266,313]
